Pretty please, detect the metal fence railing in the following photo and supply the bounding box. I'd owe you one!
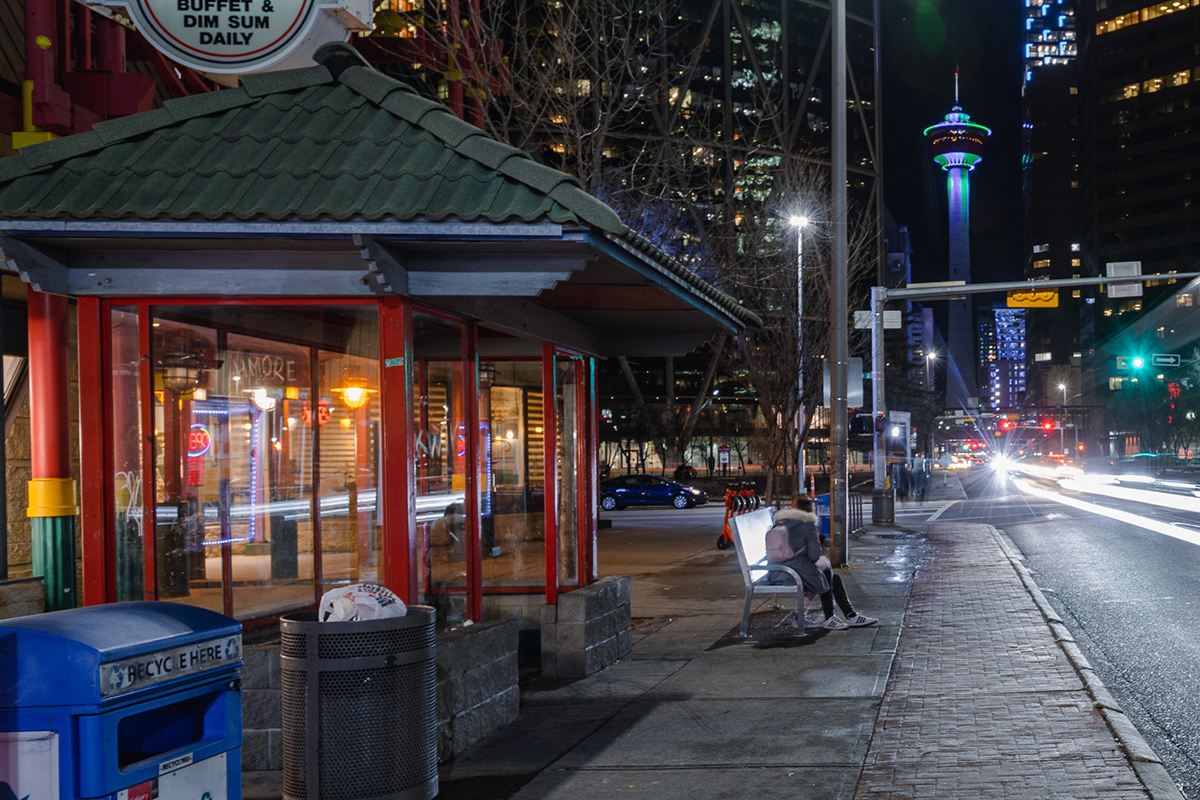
[848,492,864,533]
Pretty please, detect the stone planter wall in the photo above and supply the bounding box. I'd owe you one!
[540,575,632,679]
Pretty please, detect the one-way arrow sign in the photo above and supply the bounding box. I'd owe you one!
[1151,353,1181,367]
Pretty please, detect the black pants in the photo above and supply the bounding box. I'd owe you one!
[819,568,855,619]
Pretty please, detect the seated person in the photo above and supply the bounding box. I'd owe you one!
[771,495,879,630]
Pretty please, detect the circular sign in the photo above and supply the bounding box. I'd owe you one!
[188,423,212,457]
[100,0,323,72]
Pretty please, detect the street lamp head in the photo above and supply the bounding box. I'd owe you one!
[789,215,810,229]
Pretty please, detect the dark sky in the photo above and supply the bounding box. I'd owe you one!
[880,0,1025,285]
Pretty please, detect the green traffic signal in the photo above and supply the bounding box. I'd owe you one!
[1131,356,1145,369]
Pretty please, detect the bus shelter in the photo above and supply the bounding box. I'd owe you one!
[0,44,758,629]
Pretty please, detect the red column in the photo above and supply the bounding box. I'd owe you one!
[28,291,71,481]
[542,345,558,605]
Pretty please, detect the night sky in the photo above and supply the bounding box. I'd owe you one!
[880,0,1026,286]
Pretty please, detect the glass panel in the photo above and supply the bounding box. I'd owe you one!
[111,306,143,601]
[556,359,580,585]
[147,305,374,620]
[412,312,467,626]
[481,361,545,587]
[318,324,381,590]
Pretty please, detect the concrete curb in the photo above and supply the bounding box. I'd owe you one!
[989,526,1187,800]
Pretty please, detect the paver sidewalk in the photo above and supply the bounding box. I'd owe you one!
[854,522,1163,800]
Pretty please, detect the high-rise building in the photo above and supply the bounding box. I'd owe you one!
[978,304,1027,411]
[1021,0,1086,408]
[925,85,991,410]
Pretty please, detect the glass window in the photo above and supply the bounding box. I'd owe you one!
[112,307,143,601]
[481,360,546,588]
[144,305,377,620]
[412,311,469,625]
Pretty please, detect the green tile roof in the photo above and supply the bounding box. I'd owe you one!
[0,43,758,329]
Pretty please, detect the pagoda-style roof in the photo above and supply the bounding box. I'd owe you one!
[0,43,757,356]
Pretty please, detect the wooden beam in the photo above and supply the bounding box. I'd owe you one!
[433,296,601,355]
[0,237,70,295]
[408,271,572,296]
[354,234,409,294]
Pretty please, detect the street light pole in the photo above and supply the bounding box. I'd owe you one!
[830,0,849,567]
[791,215,810,495]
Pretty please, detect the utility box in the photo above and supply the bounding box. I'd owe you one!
[0,602,243,800]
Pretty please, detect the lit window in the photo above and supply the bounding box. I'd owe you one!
[1073,290,1081,298]
[1172,70,1191,87]
[1034,259,1051,269]
[1144,77,1163,94]
[1177,293,1194,307]
[1033,243,1050,253]
[1109,377,1124,390]
[1071,258,1081,267]
[1035,352,1052,362]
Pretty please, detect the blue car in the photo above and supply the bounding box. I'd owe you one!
[599,474,708,510]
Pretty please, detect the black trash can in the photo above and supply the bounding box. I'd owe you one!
[281,606,437,800]
[872,488,895,525]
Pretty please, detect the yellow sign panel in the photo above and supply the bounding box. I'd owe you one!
[1007,289,1059,308]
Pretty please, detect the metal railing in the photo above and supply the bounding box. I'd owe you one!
[848,492,864,533]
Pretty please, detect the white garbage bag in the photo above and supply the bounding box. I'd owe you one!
[319,583,407,622]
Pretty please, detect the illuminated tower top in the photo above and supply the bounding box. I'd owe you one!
[923,73,991,171]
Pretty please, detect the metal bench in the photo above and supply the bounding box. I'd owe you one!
[729,507,811,637]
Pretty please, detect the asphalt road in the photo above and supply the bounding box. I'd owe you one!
[945,467,1200,800]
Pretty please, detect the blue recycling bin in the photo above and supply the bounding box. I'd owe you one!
[814,493,831,541]
[0,602,243,800]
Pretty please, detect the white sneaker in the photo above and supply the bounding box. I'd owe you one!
[844,613,878,627]
[820,616,849,630]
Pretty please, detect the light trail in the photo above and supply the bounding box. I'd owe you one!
[1012,478,1200,548]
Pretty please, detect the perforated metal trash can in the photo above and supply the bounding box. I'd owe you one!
[280,607,437,800]
[872,488,895,525]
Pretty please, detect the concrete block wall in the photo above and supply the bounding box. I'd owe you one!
[241,644,283,771]
[436,620,519,760]
[0,578,44,619]
[540,575,632,679]
[239,619,520,772]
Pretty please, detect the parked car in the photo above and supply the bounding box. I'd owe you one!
[599,474,708,510]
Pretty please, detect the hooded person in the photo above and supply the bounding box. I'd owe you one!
[764,500,830,611]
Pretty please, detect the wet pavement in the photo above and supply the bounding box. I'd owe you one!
[433,486,1182,800]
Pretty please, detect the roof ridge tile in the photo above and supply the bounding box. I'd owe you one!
[92,108,176,145]
[338,64,410,106]
[163,88,257,124]
[547,183,623,233]
[17,131,106,171]
[240,65,332,97]
[455,136,529,171]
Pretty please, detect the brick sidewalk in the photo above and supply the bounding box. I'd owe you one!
[854,522,1151,800]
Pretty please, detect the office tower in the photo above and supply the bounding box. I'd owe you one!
[924,78,991,410]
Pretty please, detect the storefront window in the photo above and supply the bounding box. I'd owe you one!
[412,311,468,625]
[144,305,376,620]
[111,307,143,601]
[555,358,581,586]
[481,360,545,587]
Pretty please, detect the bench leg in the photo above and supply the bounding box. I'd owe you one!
[739,588,754,637]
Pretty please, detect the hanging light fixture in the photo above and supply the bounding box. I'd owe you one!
[157,348,205,395]
[479,361,497,389]
[333,376,374,411]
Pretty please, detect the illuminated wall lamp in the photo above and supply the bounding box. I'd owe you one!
[333,379,374,411]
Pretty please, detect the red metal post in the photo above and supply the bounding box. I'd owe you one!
[77,297,115,605]
[542,345,558,605]
[28,292,71,479]
[379,297,416,602]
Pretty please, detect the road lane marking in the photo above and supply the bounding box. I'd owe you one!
[926,501,959,522]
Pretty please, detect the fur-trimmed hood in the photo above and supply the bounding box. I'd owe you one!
[774,508,817,524]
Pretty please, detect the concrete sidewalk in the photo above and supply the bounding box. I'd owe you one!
[436,516,1183,800]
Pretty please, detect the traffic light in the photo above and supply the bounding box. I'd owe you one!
[1131,355,1145,369]
[1041,420,1055,431]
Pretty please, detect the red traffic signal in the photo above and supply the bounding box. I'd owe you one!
[1041,420,1055,431]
